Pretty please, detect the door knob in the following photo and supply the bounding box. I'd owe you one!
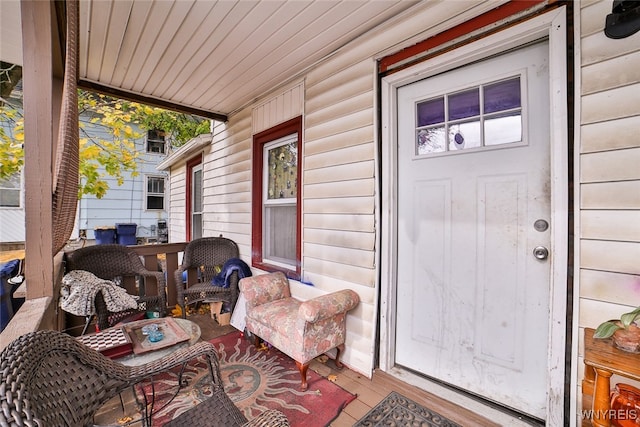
[533,246,549,260]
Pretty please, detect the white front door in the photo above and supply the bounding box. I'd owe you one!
[395,41,550,419]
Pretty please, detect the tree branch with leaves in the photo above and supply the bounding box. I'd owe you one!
[0,63,210,199]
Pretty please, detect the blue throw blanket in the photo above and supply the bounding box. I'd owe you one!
[212,258,252,288]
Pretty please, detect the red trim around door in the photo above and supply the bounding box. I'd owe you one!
[379,0,548,73]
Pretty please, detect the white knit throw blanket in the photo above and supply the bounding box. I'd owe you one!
[60,270,139,317]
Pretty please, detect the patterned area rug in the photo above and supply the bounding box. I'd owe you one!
[354,391,462,427]
[140,331,356,426]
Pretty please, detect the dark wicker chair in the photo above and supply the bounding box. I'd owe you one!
[0,330,289,427]
[174,237,241,318]
[65,244,167,333]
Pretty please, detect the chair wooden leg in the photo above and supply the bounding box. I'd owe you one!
[334,344,345,369]
[295,361,309,391]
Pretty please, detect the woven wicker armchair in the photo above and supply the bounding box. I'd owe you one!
[174,237,241,318]
[0,330,289,427]
[65,244,166,333]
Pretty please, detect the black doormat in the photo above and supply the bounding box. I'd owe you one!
[354,391,462,427]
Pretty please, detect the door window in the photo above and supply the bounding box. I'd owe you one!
[414,75,524,156]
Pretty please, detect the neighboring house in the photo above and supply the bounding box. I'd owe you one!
[0,117,169,245]
[156,2,640,426]
[5,1,640,426]
[0,172,24,245]
[76,122,170,243]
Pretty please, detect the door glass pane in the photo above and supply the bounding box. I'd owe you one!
[417,97,445,127]
[449,88,479,120]
[484,77,521,113]
[485,113,522,145]
[417,127,446,154]
[449,121,481,150]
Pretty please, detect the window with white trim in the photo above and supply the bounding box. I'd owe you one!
[146,176,165,210]
[263,134,298,268]
[252,116,302,279]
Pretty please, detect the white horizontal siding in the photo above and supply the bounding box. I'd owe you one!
[202,113,253,252]
[580,269,640,307]
[299,52,379,377]
[581,82,640,124]
[579,1,610,37]
[577,1,640,419]
[581,52,640,95]
[581,116,640,153]
[581,181,640,209]
[305,159,374,184]
[581,210,640,242]
[0,209,25,243]
[168,164,187,243]
[580,148,640,182]
[580,23,640,67]
[304,213,374,232]
[581,240,640,276]
[304,228,375,252]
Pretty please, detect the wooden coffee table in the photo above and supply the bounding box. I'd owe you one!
[116,318,201,366]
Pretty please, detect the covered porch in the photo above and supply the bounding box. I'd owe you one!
[2,1,566,425]
[8,0,640,426]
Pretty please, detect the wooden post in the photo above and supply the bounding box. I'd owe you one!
[21,0,63,300]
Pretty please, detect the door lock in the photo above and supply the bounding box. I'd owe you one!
[533,246,549,260]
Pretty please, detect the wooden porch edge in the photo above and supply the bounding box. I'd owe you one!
[0,297,53,351]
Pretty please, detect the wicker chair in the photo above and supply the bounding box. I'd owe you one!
[65,244,167,333]
[174,237,241,318]
[0,330,289,427]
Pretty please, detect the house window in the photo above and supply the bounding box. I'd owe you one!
[414,75,523,156]
[146,130,166,154]
[252,116,302,279]
[146,176,165,210]
[0,173,21,207]
[188,159,203,240]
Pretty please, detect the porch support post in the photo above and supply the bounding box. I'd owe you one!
[21,0,63,299]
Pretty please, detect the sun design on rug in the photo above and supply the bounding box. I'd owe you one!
[213,337,314,418]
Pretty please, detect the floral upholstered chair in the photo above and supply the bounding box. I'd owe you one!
[239,271,360,390]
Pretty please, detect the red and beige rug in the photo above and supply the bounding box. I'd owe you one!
[138,331,356,426]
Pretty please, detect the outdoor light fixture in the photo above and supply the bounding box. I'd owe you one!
[605,1,640,39]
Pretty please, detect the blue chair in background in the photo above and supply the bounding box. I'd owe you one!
[1,259,24,331]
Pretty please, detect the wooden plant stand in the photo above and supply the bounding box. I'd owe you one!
[582,328,640,427]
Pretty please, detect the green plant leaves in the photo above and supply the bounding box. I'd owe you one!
[620,307,640,328]
[594,321,621,339]
[594,307,640,339]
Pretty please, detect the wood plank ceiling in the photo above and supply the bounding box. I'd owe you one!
[77,0,419,119]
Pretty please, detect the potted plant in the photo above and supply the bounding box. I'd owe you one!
[594,307,640,353]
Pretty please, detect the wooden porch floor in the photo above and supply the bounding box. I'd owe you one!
[95,313,508,426]
[196,313,549,427]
